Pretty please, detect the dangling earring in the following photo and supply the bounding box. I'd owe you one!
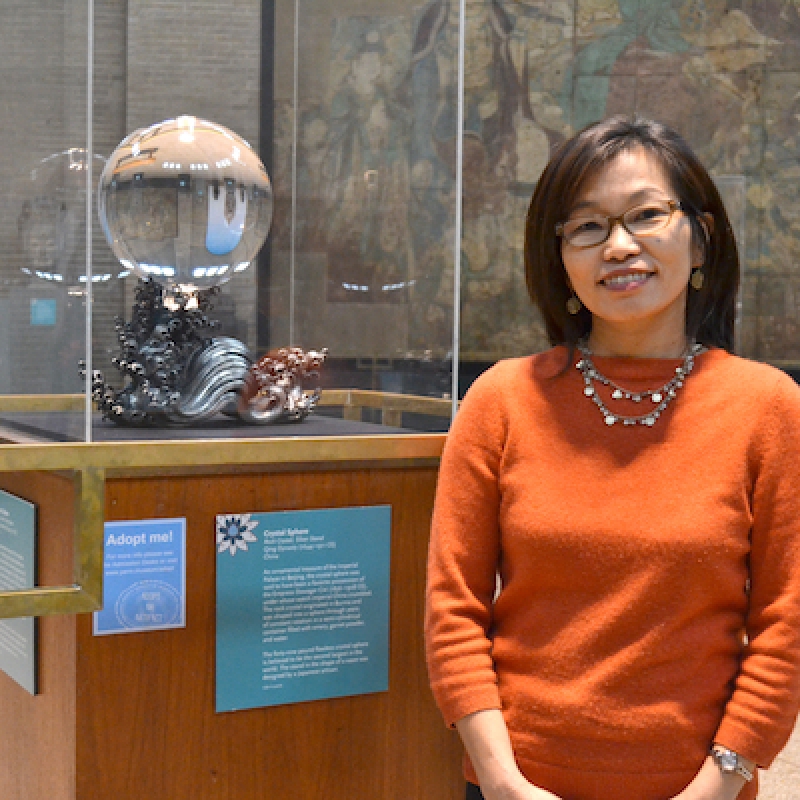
[690,269,705,290]
[566,294,582,315]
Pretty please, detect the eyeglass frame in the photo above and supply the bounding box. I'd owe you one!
[555,199,687,248]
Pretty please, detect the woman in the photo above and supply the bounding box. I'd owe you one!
[425,116,800,800]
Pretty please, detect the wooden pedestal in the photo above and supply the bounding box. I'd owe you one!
[0,462,463,799]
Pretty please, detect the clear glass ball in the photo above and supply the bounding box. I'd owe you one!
[18,148,106,285]
[97,116,273,292]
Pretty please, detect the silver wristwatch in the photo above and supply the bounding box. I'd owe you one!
[710,744,754,782]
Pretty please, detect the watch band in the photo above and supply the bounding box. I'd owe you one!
[710,745,754,782]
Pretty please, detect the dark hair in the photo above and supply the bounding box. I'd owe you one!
[524,115,740,352]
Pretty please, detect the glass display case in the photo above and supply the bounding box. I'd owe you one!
[1,0,799,443]
[5,9,800,795]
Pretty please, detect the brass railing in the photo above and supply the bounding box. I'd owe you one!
[0,466,104,618]
[318,389,452,426]
[0,389,453,424]
[0,394,84,412]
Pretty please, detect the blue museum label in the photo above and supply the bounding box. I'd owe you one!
[215,506,391,713]
[0,489,37,694]
[30,297,57,326]
[93,518,186,635]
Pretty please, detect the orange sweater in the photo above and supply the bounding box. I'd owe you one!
[425,347,800,800]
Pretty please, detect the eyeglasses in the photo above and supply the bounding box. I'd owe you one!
[556,200,685,248]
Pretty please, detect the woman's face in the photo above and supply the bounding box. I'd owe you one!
[560,148,703,352]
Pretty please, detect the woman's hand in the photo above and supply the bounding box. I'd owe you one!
[456,709,564,800]
[483,778,562,800]
[669,755,753,800]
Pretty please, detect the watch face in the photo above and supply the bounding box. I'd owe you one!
[717,750,737,772]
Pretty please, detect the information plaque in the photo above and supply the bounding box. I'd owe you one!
[93,518,186,636]
[0,489,37,694]
[215,506,391,713]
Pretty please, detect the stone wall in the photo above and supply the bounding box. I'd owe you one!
[123,0,262,353]
[0,1,90,393]
[0,0,261,395]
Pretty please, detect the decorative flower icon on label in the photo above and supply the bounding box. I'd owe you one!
[216,513,259,556]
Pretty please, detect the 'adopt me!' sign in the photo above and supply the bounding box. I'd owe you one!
[93,518,186,636]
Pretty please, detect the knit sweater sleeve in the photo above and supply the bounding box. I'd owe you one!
[715,371,800,767]
[424,364,510,727]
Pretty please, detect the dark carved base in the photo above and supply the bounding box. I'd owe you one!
[80,278,325,426]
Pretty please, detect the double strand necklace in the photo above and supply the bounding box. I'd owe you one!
[576,341,705,427]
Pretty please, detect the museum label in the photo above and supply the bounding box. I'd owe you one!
[0,489,38,694]
[93,518,186,635]
[215,506,391,712]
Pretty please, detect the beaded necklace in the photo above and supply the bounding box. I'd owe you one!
[576,341,706,427]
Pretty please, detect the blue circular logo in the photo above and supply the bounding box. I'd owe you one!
[115,580,182,628]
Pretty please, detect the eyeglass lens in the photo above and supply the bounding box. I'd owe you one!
[562,202,675,247]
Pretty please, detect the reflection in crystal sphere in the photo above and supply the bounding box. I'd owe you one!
[18,148,106,285]
[97,116,273,292]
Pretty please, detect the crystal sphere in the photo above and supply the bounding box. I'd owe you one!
[18,148,106,285]
[97,116,273,292]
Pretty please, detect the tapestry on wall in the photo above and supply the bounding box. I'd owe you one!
[276,0,800,363]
